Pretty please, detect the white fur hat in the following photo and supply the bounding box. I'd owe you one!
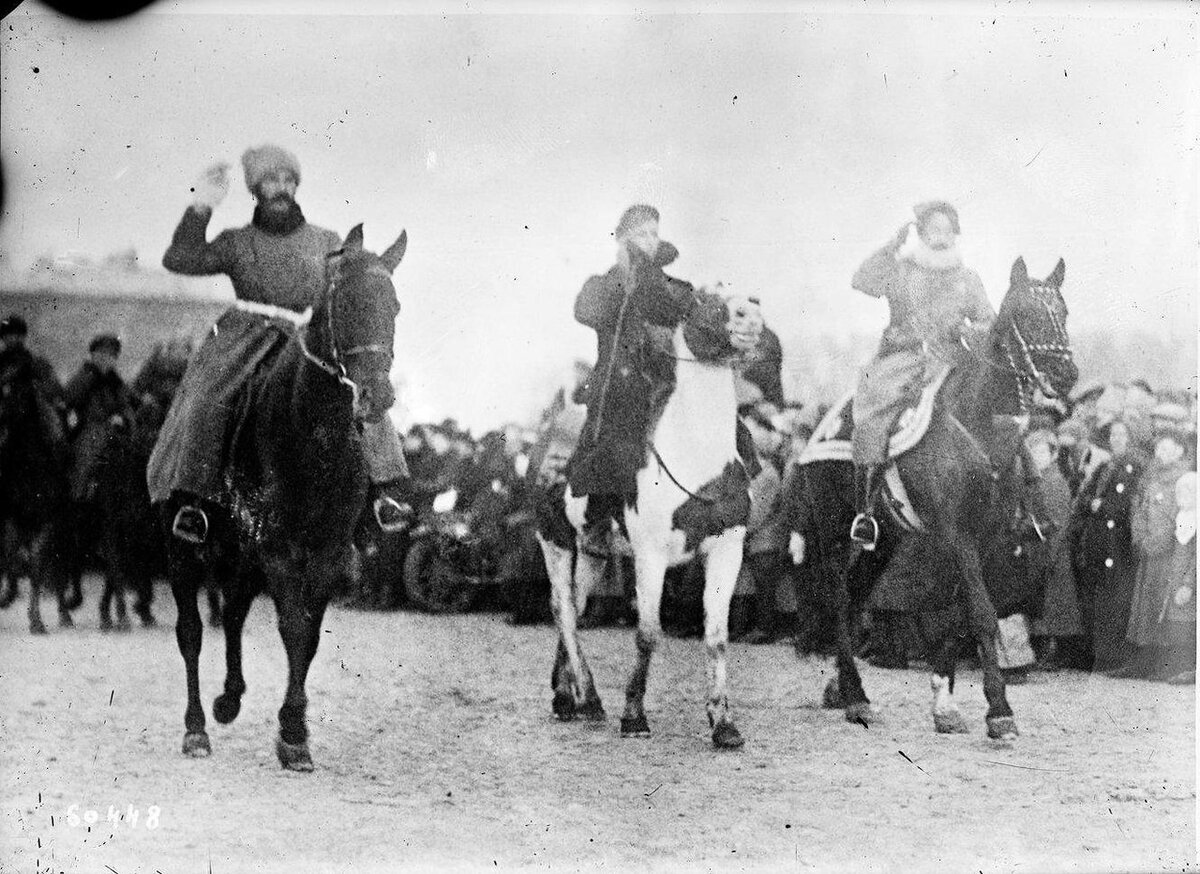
[241,144,301,191]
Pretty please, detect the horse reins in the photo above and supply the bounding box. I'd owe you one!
[294,265,395,405]
[959,284,1072,414]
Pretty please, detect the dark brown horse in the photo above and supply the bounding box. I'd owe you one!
[0,346,76,633]
[162,224,405,771]
[792,258,1077,739]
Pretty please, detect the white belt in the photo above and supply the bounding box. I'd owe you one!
[232,299,312,326]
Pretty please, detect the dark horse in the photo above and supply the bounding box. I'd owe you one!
[0,346,76,633]
[162,224,405,771]
[92,400,170,630]
[793,258,1077,739]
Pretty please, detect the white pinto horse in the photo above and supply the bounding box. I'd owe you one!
[537,290,762,749]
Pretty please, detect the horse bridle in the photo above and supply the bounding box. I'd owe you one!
[961,282,1072,414]
[296,264,395,406]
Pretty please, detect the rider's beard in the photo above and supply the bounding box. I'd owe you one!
[252,194,305,234]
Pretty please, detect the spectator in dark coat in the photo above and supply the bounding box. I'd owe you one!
[1069,423,1151,671]
[1026,427,1086,669]
[1116,433,1192,678]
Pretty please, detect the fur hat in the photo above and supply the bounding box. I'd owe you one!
[913,200,961,235]
[242,144,301,191]
[615,204,660,237]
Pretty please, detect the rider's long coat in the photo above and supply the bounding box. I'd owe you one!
[146,206,342,504]
[850,237,993,465]
[567,246,696,499]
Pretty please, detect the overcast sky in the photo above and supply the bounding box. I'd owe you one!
[1,0,1196,427]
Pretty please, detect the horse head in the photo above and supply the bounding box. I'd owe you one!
[681,290,763,363]
[993,257,1078,407]
[317,224,406,423]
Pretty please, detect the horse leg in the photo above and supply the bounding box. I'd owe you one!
[925,610,969,734]
[133,570,156,627]
[539,533,603,721]
[205,577,223,628]
[213,565,260,725]
[27,529,50,635]
[621,549,667,738]
[112,564,131,632]
[950,543,1016,739]
[274,587,328,772]
[571,549,607,719]
[169,544,211,757]
[98,570,114,631]
[703,531,746,749]
[830,559,878,725]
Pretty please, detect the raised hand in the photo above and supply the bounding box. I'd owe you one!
[191,161,231,212]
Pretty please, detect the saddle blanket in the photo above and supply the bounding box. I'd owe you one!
[797,366,951,467]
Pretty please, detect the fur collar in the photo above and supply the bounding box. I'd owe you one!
[904,239,963,272]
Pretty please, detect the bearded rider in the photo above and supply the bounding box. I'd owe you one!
[849,200,994,549]
[147,145,412,544]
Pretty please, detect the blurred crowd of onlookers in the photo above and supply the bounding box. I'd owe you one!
[5,313,1195,687]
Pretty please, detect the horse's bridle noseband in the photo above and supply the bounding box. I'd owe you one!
[296,264,395,408]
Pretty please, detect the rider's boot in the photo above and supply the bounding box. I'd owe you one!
[172,502,210,545]
[371,477,415,534]
[849,463,885,551]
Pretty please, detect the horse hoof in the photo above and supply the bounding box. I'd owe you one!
[115,617,131,632]
[620,714,651,738]
[182,732,211,758]
[59,613,75,629]
[986,716,1019,741]
[552,693,577,722]
[99,615,113,632]
[577,698,606,722]
[934,711,970,734]
[844,702,882,726]
[712,721,745,750]
[29,619,47,635]
[136,608,156,628]
[822,678,844,710]
[276,736,314,772]
[212,694,242,725]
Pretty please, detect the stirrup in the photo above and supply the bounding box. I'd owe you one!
[849,513,879,551]
[373,496,413,534]
[172,505,209,544]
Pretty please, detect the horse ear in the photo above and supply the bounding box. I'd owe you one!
[380,230,408,273]
[342,224,365,253]
[1047,258,1066,288]
[1010,257,1029,288]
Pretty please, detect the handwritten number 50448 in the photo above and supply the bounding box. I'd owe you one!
[65,804,161,829]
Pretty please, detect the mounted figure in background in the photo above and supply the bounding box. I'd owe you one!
[0,317,75,633]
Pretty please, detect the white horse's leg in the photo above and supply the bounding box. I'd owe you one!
[702,529,746,749]
[930,673,968,734]
[620,547,668,737]
[537,533,603,721]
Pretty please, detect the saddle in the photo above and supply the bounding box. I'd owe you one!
[798,365,952,467]
[798,366,954,534]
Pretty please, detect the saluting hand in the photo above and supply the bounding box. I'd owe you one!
[191,161,231,213]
